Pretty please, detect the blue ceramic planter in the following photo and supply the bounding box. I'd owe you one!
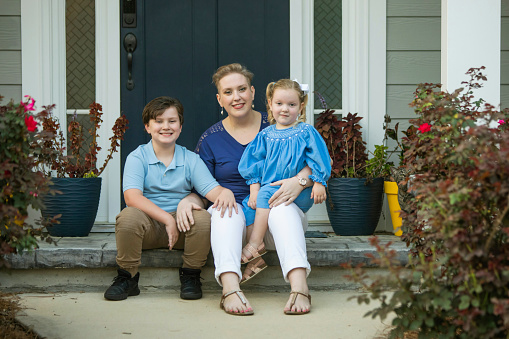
[325,177,384,236]
[41,177,102,237]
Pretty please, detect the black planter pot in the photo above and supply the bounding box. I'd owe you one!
[325,177,384,236]
[41,177,102,237]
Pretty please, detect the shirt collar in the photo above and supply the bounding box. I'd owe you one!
[146,141,184,169]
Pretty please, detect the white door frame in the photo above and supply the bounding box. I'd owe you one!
[291,0,386,222]
[21,0,121,223]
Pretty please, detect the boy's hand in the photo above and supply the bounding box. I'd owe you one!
[211,188,238,218]
[176,199,203,232]
[165,214,178,250]
[310,182,327,204]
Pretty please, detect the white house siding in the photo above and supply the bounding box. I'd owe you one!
[386,0,441,149]
[502,0,509,109]
[0,0,21,104]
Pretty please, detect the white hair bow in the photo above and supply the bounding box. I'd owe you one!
[293,79,309,95]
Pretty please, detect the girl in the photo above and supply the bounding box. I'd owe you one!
[238,79,332,284]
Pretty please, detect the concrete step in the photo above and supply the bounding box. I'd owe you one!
[1,233,408,292]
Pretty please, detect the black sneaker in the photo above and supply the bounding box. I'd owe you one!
[104,269,140,301]
[179,267,203,300]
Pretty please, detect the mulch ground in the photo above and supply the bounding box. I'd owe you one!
[0,293,39,339]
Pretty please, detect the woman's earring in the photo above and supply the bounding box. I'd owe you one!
[221,106,223,115]
[252,104,255,109]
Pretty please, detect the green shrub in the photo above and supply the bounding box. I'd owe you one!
[345,67,509,338]
[0,96,58,267]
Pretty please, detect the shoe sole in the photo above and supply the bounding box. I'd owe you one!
[104,288,140,301]
[180,292,202,300]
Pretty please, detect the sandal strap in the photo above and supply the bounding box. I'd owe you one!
[221,290,247,307]
[244,243,257,256]
[288,291,311,308]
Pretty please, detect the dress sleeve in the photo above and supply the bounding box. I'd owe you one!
[304,125,332,186]
[238,132,267,185]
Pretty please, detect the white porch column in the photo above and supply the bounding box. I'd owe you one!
[21,0,66,122]
[441,0,501,106]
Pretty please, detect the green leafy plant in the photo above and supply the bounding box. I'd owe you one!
[344,67,509,338]
[315,92,394,180]
[38,102,129,178]
[0,96,58,267]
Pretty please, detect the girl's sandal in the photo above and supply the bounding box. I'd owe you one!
[240,257,267,284]
[241,242,267,264]
[219,290,254,316]
[284,291,312,315]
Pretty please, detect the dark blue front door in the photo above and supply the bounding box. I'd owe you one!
[120,0,290,169]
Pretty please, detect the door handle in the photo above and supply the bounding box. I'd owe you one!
[123,33,137,90]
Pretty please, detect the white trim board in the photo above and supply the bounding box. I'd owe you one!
[295,0,387,222]
[21,0,122,222]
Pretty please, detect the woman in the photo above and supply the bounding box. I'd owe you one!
[177,63,314,315]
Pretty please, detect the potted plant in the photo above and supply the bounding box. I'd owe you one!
[36,101,129,237]
[315,93,393,236]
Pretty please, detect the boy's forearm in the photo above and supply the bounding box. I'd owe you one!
[181,192,206,208]
[204,185,223,202]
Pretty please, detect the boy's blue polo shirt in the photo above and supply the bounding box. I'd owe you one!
[123,141,219,213]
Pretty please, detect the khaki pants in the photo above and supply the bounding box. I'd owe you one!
[115,207,211,275]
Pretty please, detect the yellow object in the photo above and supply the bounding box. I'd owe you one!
[384,181,403,236]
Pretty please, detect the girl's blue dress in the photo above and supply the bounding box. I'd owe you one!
[238,122,332,225]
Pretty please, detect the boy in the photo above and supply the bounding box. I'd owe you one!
[104,96,237,301]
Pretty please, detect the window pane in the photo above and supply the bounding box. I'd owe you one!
[66,0,95,109]
[314,0,342,109]
[66,0,95,156]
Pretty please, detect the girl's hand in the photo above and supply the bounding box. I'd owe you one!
[247,191,258,209]
[310,182,327,204]
[211,188,238,218]
[176,196,204,232]
[165,215,179,250]
[268,177,305,208]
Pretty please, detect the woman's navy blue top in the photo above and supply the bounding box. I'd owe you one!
[194,112,270,204]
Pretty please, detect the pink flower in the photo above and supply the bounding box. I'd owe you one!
[418,123,431,133]
[20,95,35,112]
[25,115,37,132]
[498,119,505,125]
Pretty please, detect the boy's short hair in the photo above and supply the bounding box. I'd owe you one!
[142,96,184,125]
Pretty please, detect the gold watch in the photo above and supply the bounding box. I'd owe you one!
[297,175,307,187]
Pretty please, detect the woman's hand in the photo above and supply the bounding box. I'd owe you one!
[210,187,238,218]
[176,194,204,232]
[268,177,306,208]
[310,182,327,204]
[165,214,179,250]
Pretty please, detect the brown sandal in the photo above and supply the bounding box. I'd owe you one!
[241,242,267,264]
[240,257,267,284]
[284,291,311,315]
[219,290,254,316]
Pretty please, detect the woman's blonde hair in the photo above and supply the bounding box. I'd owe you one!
[266,79,308,125]
[212,63,254,91]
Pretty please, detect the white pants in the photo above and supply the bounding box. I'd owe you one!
[208,203,310,285]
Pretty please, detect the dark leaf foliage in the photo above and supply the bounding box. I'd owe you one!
[315,92,395,180]
[343,67,509,338]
